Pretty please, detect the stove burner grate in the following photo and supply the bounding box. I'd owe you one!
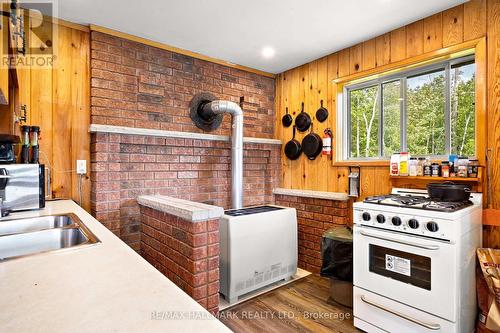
[364,194,473,212]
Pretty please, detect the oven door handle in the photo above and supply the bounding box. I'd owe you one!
[359,230,440,250]
[360,295,441,330]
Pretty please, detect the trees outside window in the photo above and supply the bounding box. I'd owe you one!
[346,57,475,160]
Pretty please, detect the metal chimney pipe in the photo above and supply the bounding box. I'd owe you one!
[200,100,243,209]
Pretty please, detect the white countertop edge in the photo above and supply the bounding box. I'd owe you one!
[89,124,282,145]
[0,200,230,333]
[273,188,350,201]
[138,195,224,222]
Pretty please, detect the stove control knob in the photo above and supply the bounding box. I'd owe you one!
[408,219,419,229]
[426,222,439,232]
[362,212,371,221]
[392,216,402,226]
[376,214,386,224]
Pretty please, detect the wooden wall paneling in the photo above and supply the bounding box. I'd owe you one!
[442,5,464,47]
[374,167,392,195]
[423,13,443,53]
[281,71,292,189]
[17,20,91,210]
[464,0,487,41]
[483,226,500,248]
[275,3,495,207]
[290,67,302,189]
[316,56,329,191]
[338,49,350,78]
[487,0,500,209]
[362,39,376,71]
[327,53,339,192]
[375,33,391,67]
[298,64,309,189]
[52,26,73,199]
[406,20,424,58]
[337,166,349,194]
[349,44,363,74]
[360,167,376,200]
[70,29,91,210]
[30,19,53,179]
[475,38,488,196]
[304,61,318,189]
[390,27,407,62]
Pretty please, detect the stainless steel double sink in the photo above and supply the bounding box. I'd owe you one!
[0,214,100,261]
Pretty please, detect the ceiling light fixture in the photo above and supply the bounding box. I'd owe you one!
[261,46,275,59]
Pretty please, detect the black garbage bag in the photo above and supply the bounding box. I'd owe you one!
[320,226,353,281]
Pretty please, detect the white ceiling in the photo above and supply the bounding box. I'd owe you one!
[56,0,467,74]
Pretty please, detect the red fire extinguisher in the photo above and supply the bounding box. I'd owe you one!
[322,128,333,156]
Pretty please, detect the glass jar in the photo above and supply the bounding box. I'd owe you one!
[468,158,479,178]
[30,126,40,146]
[431,162,440,177]
[423,158,432,176]
[441,161,450,178]
[409,157,418,176]
[417,157,425,176]
[457,157,468,177]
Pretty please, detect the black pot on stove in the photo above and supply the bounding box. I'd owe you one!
[426,182,472,202]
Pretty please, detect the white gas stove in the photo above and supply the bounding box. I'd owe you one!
[353,188,482,333]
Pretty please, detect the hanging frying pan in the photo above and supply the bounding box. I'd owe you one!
[302,123,323,160]
[282,107,292,127]
[316,100,328,123]
[295,102,311,132]
[284,126,302,160]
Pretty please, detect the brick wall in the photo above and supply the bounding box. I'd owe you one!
[140,206,220,313]
[90,31,275,138]
[89,31,279,249]
[91,132,280,250]
[274,194,352,273]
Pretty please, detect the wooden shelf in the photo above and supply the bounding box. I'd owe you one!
[390,175,481,182]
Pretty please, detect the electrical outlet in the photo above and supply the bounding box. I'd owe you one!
[76,160,87,175]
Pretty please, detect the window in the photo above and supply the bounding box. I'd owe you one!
[343,56,475,160]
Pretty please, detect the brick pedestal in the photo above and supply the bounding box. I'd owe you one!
[140,206,220,313]
[274,194,352,273]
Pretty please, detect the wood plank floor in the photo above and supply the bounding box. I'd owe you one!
[219,275,360,333]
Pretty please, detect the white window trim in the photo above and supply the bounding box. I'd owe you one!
[336,55,475,162]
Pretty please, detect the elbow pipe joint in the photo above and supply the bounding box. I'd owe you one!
[190,93,244,209]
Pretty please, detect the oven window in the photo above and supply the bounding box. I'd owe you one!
[369,244,431,290]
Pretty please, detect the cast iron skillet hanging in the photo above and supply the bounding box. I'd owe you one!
[316,100,328,123]
[282,107,293,127]
[302,123,323,160]
[284,126,302,160]
[295,102,311,132]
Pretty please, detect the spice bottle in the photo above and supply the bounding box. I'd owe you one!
[409,157,418,176]
[441,161,450,178]
[417,157,425,176]
[399,152,409,176]
[468,158,479,178]
[390,153,400,176]
[423,157,432,176]
[431,162,440,177]
[457,157,468,177]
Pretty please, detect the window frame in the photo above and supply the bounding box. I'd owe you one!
[341,55,475,161]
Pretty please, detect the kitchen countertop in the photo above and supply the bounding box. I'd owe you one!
[273,188,350,201]
[0,200,231,333]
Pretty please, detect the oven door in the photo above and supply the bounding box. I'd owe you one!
[353,225,456,321]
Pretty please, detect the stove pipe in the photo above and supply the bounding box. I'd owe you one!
[199,100,243,209]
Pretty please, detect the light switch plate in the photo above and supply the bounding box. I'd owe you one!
[76,160,87,174]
